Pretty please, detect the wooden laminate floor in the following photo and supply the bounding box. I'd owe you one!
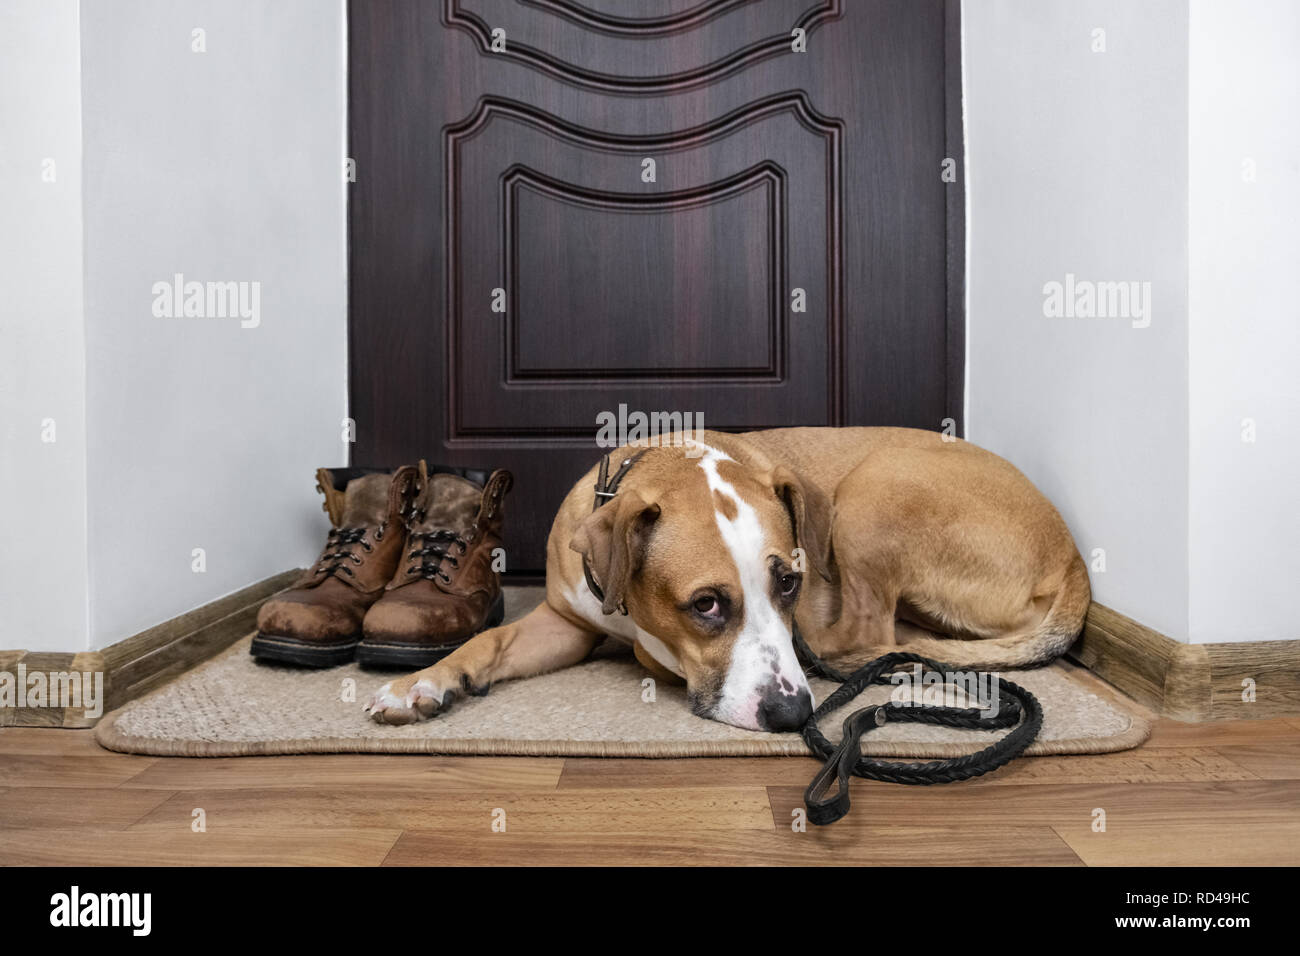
[1,716,1298,866]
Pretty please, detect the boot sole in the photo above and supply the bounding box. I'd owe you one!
[250,633,361,668]
[356,592,506,670]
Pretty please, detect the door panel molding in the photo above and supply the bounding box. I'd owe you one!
[443,91,842,153]
[501,162,786,382]
[445,0,841,93]
[518,0,752,37]
[445,93,843,446]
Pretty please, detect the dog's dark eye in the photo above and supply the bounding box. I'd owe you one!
[693,595,720,616]
[779,574,800,596]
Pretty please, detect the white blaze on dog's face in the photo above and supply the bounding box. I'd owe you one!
[624,448,815,731]
[698,449,815,730]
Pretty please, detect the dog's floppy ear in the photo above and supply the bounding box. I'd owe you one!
[569,491,661,615]
[772,466,833,582]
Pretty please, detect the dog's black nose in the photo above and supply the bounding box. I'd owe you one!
[759,688,813,732]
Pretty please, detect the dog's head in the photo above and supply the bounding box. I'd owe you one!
[569,445,831,731]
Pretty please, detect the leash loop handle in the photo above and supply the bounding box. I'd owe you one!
[804,705,887,827]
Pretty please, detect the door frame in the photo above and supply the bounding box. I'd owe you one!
[944,0,965,437]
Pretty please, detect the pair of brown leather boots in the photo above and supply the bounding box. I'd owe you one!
[251,462,512,669]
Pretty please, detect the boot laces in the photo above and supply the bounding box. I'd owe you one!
[316,526,374,578]
[406,511,469,584]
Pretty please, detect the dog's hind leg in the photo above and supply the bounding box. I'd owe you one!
[366,601,601,725]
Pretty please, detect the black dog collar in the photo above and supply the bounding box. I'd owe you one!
[581,449,648,615]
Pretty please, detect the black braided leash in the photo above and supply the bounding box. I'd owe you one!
[792,625,1044,826]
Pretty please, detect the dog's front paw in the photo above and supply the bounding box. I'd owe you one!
[365,669,453,725]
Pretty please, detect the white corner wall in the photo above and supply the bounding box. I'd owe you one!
[77,0,349,649]
[963,0,1191,640]
[0,0,90,653]
[1188,0,1300,643]
[967,0,1298,644]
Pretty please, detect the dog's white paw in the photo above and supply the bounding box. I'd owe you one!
[365,675,448,725]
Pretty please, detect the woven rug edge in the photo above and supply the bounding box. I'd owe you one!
[93,681,1150,759]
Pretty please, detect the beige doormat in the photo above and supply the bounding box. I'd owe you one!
[95,588,1148,758]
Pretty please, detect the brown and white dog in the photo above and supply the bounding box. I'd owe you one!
[366,427,1090,732]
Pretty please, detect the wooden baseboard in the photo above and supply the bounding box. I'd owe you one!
[10,577,1295,728]
[1,570,300,728]
[0,649,107,729]
[1070,603,1300,720]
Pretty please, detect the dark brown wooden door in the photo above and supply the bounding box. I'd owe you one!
[349,0,964,571]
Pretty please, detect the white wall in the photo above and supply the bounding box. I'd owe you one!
[964,0,1192,640]
[966,0,1298,644]
[0,0,90,653]
[1188,0,1300,643]
[76,0,348,648]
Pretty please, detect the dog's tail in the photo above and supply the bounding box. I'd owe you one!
[828,555,1091,673]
